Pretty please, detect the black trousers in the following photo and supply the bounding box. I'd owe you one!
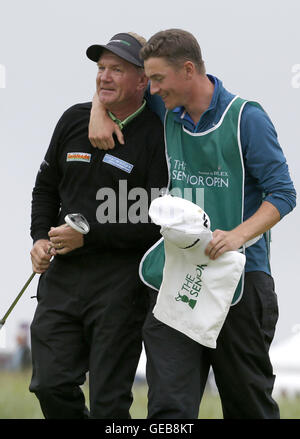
[30,252,148,419]
[143,271,280,419]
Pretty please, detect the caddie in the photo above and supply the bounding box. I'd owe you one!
[88,29,296,419]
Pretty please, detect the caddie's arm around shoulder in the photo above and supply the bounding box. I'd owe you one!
[89,93,124,149]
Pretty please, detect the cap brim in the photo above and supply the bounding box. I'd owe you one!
[86,44,143,67]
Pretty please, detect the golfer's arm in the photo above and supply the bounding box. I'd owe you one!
[232,201,280,245]
[31,167,61,243]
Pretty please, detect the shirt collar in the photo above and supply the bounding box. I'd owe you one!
[108,99,146,130]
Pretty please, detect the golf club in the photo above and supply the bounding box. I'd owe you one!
[0,213,90,330]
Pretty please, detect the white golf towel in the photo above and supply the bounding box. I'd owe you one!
[149,195,246,349]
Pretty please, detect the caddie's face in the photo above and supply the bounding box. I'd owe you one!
[144,57,187,109]
[96,51,144,110]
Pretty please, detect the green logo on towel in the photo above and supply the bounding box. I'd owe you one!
[175,293,197,309]
[175,264,207,310]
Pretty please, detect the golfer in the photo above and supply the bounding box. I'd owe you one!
[88,29,296,418]
[29,32,168,419]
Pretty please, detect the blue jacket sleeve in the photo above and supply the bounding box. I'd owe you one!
[144,84,166,123]
[241,104,296,218]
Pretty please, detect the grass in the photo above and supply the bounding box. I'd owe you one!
[0,370,299,419]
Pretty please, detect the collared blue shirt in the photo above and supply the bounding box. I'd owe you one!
[145,76,296,274]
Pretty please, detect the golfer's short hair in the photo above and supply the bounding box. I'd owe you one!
[140,29,206,74]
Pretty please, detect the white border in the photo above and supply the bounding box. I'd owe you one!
[231,100,247,306]
[182,95,239,137]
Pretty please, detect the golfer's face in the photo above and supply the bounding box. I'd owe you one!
[144,57,187,109]
[96,51,142,109]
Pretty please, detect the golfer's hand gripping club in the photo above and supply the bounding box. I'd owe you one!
[0,214,89,330]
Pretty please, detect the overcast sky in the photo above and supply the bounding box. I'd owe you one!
[0,0,299,351]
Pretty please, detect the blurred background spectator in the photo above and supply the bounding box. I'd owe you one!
[10,322,31,371]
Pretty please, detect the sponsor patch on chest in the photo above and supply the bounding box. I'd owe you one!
[102,153,133,173]
[67,152,91,163]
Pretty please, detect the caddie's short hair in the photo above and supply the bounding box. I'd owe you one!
[140,29,205,74]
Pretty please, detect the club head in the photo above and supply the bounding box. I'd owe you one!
[64,213,90,234]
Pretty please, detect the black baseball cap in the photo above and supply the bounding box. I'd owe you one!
[86,33,144,67]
